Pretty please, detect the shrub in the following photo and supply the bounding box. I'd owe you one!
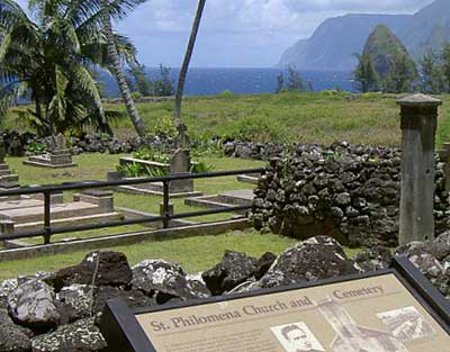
[191,135,223,157]
[134,148,170,164]
[26,141,47,155]
[225,116,288,143]
[190,161,215,174]
[115,162,169,178]
[130,92,142,100]
[146,115,177,138]
[218,90,235,98]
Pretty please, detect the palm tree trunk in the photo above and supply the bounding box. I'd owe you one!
[173,0,206,147]
[100,0,146,138]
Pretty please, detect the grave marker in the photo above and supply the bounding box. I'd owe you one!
[24,133,77,168]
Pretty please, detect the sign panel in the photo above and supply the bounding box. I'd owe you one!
[100,257,450,352]
[136,274,448,352]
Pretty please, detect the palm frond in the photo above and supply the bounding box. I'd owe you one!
[113,33,137,65]
[0,31,11,62]
[72,64,105,121]
[48,65,68,123]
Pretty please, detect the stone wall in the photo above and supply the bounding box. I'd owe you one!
[1,235,449,351]
[1,131,175,156]
[223,141,285,160]
[251,142,450,247]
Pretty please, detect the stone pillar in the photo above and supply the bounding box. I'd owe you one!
[78,190,114,212]
[0,220,15,236]
[398,94,442,245]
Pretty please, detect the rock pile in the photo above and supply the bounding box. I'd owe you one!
[0,236,449,351]
[251,142,450,247]
[223,141,285,160]
[0,131,176,157]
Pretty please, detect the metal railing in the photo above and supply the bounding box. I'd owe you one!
[0,168,264,245]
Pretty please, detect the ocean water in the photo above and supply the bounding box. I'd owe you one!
[100,67,355,97]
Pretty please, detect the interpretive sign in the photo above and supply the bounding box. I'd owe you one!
[100,257,450,352]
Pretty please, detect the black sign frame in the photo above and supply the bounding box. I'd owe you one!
[99,256,450,352]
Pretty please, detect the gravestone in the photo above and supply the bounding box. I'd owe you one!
[24,133,77,168]
[0,136,20,196]
[176,123,190,150]
[169,149,194,193]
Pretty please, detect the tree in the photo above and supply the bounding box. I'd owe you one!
[287,66,304,91]
[275,73,284,93]
[99,0,147,137]
[153,64,174,97]
[442,43,450,93]
[275,66,312,92]
[128,63,152,96]
[383,52,418,93]
[353,53,379,92]
[420,49,446,94]
[0,0,137,135]
[173,0,206,148]
[128,64,174,97]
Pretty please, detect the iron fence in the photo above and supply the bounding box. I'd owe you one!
[0,168,264,245]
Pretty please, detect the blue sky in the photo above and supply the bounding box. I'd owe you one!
[17,0,434,67]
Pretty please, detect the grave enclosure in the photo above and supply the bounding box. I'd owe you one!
[111,149,201,198]
[24,134,77,169]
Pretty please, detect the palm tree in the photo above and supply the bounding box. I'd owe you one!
[173,0,206,148]
[99,0,147,138]
[0,0,137,135]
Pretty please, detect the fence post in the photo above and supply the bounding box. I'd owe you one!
[397,94,442,245]
[43,191,52,244]
[162,181,171,228]
[0,220,15,247]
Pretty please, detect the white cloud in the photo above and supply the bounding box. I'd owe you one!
[13,0,437,67]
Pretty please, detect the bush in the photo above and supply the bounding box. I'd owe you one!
[130,92,142,100]
[26,141,47,155]
[225,116,288,143]
[190,161,215,174]
[191,135,223,157]
[320,89,341,96]
[146,115,177,139]
[133,148,170,164]
[217,90,235,98]
[361,92,383,99]
[115,162,168,178]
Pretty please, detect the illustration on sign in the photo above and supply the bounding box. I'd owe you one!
[317,297,407,352]
[377,306,436,343]
[271,321,325,352]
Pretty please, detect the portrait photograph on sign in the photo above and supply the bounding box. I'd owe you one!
[271,321,325,352]
[131,273,450,352]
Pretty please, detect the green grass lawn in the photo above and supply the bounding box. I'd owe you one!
[7,92,450,147]
[4,153,264,245]
[0,228,363,281]
[2,92,442,280]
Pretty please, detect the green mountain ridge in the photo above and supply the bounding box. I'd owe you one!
[363,25,415,78]
[279,0,450,71]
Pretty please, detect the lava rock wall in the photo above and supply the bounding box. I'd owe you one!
[251,142,450,247]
